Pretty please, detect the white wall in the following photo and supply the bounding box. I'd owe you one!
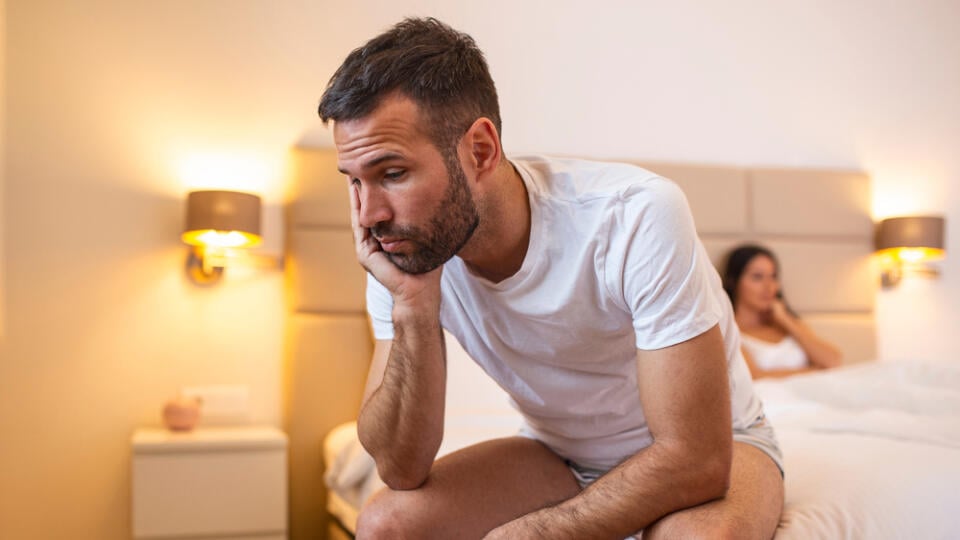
[1,1,957,539]
[449,0,960,364]
[303,0,960,361]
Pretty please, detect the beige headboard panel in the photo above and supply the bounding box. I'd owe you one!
[284,149,369,539]
[283,148,876,539]
[639,161,876,364]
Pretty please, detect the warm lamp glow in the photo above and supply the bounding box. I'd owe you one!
[876,246,944,264]
[182,190,262,285]
[177,152,279,197]
[874,216,946,287]
[182,229,261,249]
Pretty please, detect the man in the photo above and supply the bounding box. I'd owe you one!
[318,17,784,539]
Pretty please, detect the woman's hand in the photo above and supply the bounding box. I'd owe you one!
[768,299,794,329]
[768,298,843,369]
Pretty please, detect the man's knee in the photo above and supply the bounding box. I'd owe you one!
[644,514,769,540]
[355,488,430,540]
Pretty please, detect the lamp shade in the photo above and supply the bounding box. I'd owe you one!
[874,216,945,262]
[182,190,262,248]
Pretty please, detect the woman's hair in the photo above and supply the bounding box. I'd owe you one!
[721,244,790,313]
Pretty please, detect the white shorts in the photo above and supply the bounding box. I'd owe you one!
[564,412,784,488]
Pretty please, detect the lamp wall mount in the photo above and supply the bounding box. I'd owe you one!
[874,215,946,288]
[181,190,262,285]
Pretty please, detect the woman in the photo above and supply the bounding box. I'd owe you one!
[722,244,842,379]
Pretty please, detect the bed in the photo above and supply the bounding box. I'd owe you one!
[282,147,958,538]
[323,339,960,539]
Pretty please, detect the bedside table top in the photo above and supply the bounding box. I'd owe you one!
[132,426,287,453]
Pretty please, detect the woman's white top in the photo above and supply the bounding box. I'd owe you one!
[741,333,809,370]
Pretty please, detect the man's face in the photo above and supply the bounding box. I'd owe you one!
[334,95,479,274]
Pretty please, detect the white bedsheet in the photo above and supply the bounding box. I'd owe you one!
[324,410,523,531]
[753,362,960,538]
[324,361,960,537]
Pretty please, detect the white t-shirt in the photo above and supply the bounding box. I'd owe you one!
[741,334,809,370]
[367,156,762,470]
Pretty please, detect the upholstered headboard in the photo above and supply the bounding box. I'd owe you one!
[282,148,875,539]
[643,161,875,363]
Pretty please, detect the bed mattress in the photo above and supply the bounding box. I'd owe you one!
[323,361,960,537]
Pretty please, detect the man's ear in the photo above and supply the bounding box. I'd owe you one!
[461,117,501,180]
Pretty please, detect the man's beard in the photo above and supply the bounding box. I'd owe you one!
[372,155,480,274]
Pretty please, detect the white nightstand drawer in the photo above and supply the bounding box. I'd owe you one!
[132,427,287,539]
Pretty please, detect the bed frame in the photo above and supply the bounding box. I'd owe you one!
[282,147,875,539]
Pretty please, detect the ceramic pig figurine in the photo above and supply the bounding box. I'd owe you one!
[162,395,202,431]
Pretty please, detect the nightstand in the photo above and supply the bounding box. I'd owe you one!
[131,426,288,539]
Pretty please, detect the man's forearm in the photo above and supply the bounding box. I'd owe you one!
[357,305,446,490]
[490,438,731,539]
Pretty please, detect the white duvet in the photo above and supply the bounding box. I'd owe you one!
[754,361,960,539]
[325,359,960,538]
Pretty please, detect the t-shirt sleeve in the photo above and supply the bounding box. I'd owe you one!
[365,273,395,340]
[613,177,723,350]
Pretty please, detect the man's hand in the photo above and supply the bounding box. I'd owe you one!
[350,183,447,489]
[479,326,733,538]
[483,517,550,540]
[350,184,442,310]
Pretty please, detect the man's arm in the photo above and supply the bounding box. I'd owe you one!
[349,185,447,491]
[486,324,733,539]
[357,314,446,490]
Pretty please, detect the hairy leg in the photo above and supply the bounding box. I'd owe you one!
[356,436,581,540]
[642,442,784,540]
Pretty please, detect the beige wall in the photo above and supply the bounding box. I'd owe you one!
[0,1,958,539]
[0,1,323,538]
[0,0,5,337]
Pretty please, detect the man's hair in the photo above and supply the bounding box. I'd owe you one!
[318,17,502,154]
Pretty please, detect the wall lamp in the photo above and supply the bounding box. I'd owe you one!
[874,216,946,288]
[181,190,262,285]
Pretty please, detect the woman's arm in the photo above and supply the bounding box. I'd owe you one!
[770,300,843,369]
[753,365,823,379]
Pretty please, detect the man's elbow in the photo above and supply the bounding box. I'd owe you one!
[700,450,732,500]
[671,439,732,504]
[357,426,438,491]
[376,458,431,491]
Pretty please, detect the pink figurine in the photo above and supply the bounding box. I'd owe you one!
[162,395,202,431]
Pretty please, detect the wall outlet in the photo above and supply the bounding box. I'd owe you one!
[181,384,250,425]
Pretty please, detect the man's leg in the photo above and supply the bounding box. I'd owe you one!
[642,442,784,540]
[356,436,581,540]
